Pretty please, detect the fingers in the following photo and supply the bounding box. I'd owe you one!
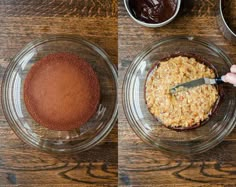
[222,65,236,86]
[230,65,236,73]
[222,73,236,85]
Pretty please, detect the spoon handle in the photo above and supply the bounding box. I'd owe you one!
[215,77,224,84]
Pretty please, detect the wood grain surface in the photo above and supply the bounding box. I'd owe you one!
[118,0,236,186]
[0,0,117,186]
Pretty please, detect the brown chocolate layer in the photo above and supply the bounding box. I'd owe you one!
[24,53,100,131]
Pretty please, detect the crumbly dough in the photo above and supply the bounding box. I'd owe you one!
[145,56,219,129]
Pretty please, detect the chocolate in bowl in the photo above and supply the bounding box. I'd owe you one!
[144,53,222,131]
[124,0,181,27]
[129,0,177,24]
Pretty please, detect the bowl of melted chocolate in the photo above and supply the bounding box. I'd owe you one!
[124,0,181,27]
[2,36,118,153]
[122,36,236,154]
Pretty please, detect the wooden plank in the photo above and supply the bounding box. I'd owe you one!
[0,0,117,17]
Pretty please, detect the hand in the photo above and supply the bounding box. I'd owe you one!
[222,65,236,85]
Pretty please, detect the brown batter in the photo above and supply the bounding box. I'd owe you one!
[24,53,100,131]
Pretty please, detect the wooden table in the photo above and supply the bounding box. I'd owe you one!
[0,0,117,186]
[119,0,236,186]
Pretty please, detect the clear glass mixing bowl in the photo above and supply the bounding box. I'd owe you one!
[123,36,236,154]
[2,35,118,154]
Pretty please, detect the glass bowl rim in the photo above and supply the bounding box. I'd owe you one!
[122,35,236,155]
[1,35,118,154]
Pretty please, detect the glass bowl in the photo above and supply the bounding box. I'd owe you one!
[123,36,236,155]
[2,35,118,154]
